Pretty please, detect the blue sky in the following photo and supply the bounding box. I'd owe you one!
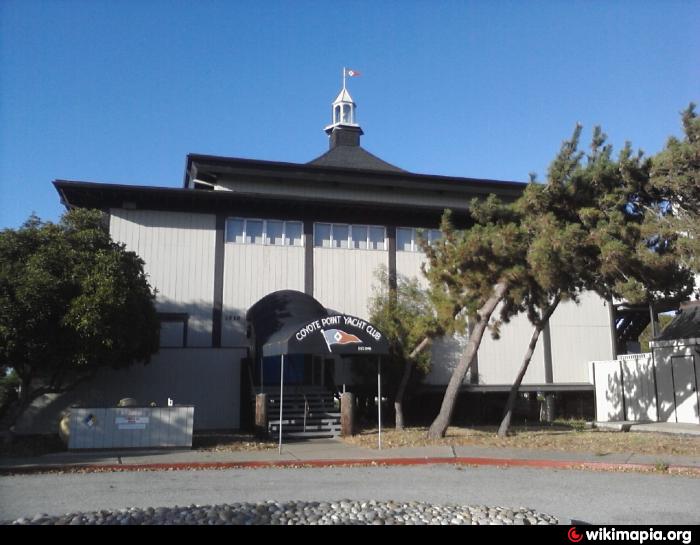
[1,0,698,229]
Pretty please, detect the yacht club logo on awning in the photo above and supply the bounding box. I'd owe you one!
[322,329,362,351]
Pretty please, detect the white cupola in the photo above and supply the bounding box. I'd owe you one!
[330,87,357,127]
[324,72,364,149]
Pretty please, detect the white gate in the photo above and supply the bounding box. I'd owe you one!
[591,354,658,422]
[671,355,699,424]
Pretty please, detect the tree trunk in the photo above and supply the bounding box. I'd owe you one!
[0,376,32,443]
[497,297,560,438]
[395,337,433,430]
[427,282,508,439]
[0,372,94,438]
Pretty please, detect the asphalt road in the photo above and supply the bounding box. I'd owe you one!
[1,465,698,524]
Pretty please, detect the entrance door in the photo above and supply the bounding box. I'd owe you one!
[262,354,307,386]
[672,355,699,424]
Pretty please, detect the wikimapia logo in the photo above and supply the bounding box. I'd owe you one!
[568,526,693,544]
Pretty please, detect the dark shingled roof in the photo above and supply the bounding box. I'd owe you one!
[308,145,405,172]
[655,305,700,341]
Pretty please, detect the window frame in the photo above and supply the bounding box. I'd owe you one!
[396,227,441,252]
[314,222,386,251]
[225,217,305,247]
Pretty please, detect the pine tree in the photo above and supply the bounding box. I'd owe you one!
[423,201,529,439]
[649,104,700,277]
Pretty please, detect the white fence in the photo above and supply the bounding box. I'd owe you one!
[591,349,700,424]
[590,353,658,422]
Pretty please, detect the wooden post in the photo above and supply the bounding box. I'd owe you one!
[340,392,355,437]
[255,393,268,437]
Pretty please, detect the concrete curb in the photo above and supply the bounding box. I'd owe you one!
[2,455,698,476]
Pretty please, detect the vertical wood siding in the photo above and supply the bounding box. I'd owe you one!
[313,248,388,320]
[477,312,548,385]
[221,244,305,346]
[548,292,615,383]
[110,209,217,347]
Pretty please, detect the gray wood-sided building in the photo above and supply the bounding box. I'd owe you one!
[20,84,618,434]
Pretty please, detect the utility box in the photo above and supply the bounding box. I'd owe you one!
[68,406,194,449]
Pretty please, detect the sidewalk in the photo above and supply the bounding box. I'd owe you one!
[2,435,699,474]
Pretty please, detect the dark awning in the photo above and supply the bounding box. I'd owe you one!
[245,290,389,357]
[262,314,390,357]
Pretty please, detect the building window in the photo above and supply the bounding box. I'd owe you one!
[332,224,349,248]
[267,220,284,245]
[158,313,188,348]
[397,227,413,252]
[396,227,442,252]
[314,223,332,248]
[351,225,368,249]
[227,219,245,244]
[315,222,386,251]
[285,222,303,246]
[226,218,304,246]
[246,220,264,244]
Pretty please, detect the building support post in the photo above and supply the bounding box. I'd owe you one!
[340,392,355,437]
[255,393,268,438]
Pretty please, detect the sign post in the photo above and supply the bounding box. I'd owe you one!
[279,354,284,455]
[378,356,382,450]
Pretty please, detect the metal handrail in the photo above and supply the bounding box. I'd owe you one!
[303,395,309,432]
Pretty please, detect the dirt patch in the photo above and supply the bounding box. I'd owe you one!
[342,424,700,457]
[192,432,276,452]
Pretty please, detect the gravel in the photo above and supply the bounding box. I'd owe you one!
[6,500,558,525]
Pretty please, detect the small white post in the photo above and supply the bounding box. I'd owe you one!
[279,354,284,455]
[378,356,382,450]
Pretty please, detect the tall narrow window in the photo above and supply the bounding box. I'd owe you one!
[332,224,349,248]
[267,220,284,245]
[226,219,245,243]
[315,223,332,248]
[369,226,386,250]
[286,222,303,246]
[246,220,264,244]
[351,225,368,249]
[397,227,413,252]
[429,229,442,243]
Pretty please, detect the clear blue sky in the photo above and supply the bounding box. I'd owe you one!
[1,0,698,229]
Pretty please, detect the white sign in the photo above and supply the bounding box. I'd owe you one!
[115,416,149,430]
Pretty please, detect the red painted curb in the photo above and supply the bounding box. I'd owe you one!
[1,456,697,475]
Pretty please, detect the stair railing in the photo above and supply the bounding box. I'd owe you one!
[303,394,309,432]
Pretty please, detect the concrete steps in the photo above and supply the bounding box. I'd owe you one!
[265,389,341,439]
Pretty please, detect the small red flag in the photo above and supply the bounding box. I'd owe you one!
[345,69,361,77]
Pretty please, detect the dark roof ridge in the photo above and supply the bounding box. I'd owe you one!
[307,144,405,172]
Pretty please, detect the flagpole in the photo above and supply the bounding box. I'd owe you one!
[342,66,346,90]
